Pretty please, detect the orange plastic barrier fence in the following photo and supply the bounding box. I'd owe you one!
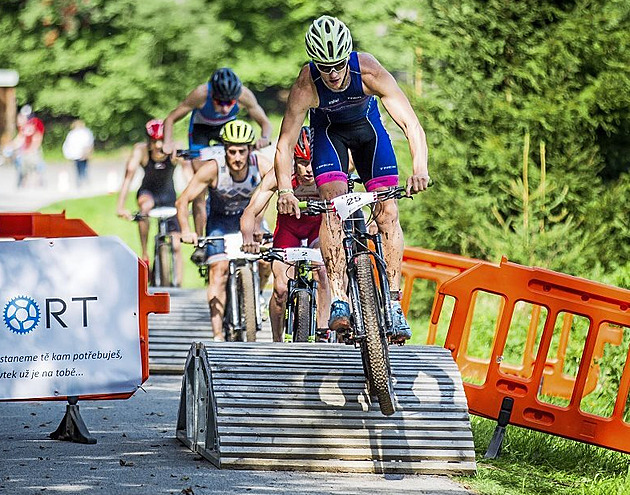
[0,212,169,401]
[402,247,622,400]
[401,247,478,343]
[433,257,630,453]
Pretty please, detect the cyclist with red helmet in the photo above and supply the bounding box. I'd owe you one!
[241,126,330,342]
[116,119,191,284]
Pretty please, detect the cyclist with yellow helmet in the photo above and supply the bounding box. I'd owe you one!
[176,120,272,340]
[275,16,431,342]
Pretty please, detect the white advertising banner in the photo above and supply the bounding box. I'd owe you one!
[0,236,142,400]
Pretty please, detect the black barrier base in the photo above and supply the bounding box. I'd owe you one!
[484,396,514,459]
[50,396,97,444]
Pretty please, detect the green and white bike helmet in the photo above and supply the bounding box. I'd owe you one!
[305,15,353,64]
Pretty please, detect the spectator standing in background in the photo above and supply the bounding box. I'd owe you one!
[63,119,94,187]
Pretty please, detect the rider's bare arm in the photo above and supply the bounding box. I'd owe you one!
[275,66,318,218]
[239,87,273,149]
[359,53,430,194]
[255,151,273,177]
[175,159,218,243]
[240,169,278,250]
[163,84,208,154]
[117,143,147,220]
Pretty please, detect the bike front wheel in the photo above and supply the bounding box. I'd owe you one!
[157,242,173,287]
[355,252,396,416]
[236,264,257,342]
[293,290,312,342]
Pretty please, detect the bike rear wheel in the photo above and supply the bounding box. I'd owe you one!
[236,264,257,342]
[355,252,396,416]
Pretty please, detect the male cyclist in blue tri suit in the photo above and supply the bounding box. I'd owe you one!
[275,15,431,342]
[163,68,273,262]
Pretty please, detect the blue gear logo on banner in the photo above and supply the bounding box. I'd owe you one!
[3,296,41,334]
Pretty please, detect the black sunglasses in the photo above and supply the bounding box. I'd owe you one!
[315,59,348,74]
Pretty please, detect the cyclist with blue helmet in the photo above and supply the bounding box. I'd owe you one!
[163,68,273,264]
[275,16,431,343]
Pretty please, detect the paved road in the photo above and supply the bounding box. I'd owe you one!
[0,375,473,495]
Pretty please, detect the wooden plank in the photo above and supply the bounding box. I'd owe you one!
[220,436,474,449]
[219,457,477,474]
[216,416,473,430]
[218,445,475,461]
[217,426,473,440]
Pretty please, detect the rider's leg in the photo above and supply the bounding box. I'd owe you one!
[318,180,348,301]
[137,193,155,261]
[207,260,229,341]
[270,261,291,342]
[313,263,331,328]
[373,198,410,340]
[172,233,183,287]
[317,180,352,331]
[373,198,404,292]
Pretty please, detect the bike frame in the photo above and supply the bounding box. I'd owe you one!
[285,258,318,343]
[198,234,263,341]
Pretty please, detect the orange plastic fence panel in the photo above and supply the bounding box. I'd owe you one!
[435,257,630,453]
[0,211,97,239]
[401,247,479,343]
[0,212,169,402]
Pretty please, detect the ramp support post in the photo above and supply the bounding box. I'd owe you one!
[50,396,97,444]
[484,396,513,459]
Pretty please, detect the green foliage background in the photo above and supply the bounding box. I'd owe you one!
[2,0,629,278]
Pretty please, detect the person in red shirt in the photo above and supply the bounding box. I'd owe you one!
[12,105,46,187]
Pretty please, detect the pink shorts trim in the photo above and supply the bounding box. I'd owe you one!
[314,171,348,188]
[365,175,398,192]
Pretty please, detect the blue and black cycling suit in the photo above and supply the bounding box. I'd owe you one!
[188,82,239,150]
[309,51,398,192]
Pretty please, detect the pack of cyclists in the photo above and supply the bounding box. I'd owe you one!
[116,15,430,344]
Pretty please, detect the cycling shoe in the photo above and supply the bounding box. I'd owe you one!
[328,300,351,331]
[390,301,412,343]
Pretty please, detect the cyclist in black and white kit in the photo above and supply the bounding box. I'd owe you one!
[176,120,273,341]
[117,119,191,285]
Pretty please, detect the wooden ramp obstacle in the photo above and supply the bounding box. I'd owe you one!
[176,342,476,474]
[148,288,212,373]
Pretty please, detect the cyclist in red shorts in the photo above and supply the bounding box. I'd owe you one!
[241,127,330,342]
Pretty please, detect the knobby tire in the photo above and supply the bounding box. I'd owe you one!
[355,252,396,416]
[237,264,257,342]
[157,242,173,287]
[293,290,311,342]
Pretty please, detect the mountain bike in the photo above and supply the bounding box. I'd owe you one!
[259,243,323,343]
[299,180,414,416]
[196,233,267,342]
[133,206,179,287]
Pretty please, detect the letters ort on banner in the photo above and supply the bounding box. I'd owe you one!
[0,236,142,400]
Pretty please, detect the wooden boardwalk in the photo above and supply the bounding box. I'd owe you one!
[177,342,476,475]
